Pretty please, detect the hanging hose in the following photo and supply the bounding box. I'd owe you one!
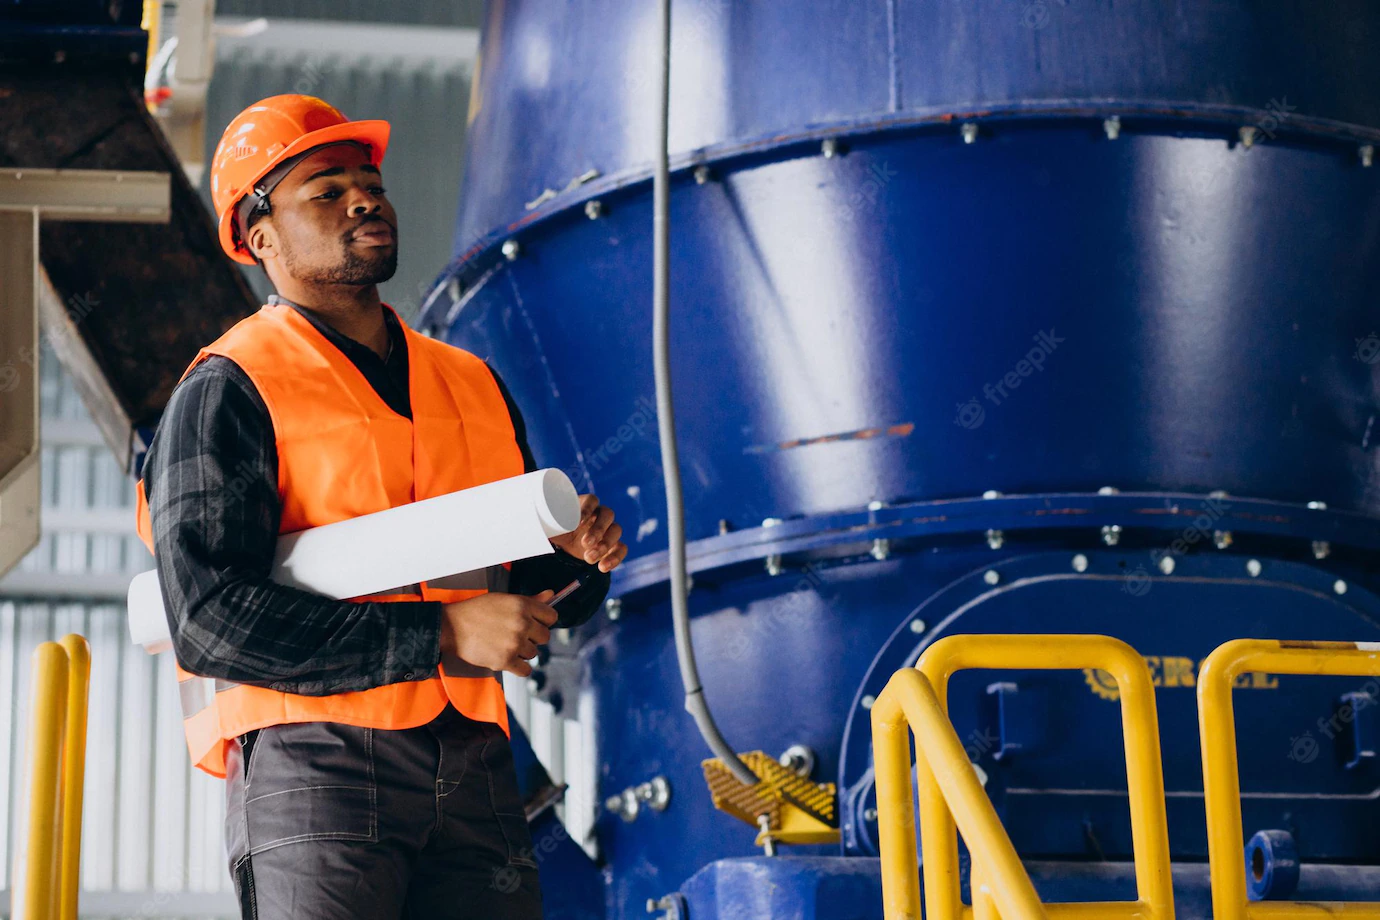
[651,0,758,787]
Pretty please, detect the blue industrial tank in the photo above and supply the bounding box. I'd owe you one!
[419,3,1380,917]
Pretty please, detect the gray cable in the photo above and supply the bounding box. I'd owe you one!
[651,0,758,787]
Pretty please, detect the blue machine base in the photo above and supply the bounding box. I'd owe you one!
[668,857,1380,920]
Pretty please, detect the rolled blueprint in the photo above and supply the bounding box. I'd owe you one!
[128,468,582,653]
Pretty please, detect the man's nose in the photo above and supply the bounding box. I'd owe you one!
[346,189,381,217]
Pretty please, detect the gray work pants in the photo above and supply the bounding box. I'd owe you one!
[224,704,543,919]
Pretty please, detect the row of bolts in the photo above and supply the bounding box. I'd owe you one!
[595,490,1346,626]
[497,118,1378,265]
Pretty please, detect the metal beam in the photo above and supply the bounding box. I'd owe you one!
[0,888,237,918]
[39,268,139,472]
[0,209,41,581]
[0,168,170,577]
[0,169,171,222]
[0,571,142,602]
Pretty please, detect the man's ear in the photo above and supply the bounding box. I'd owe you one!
[247,219,279,262]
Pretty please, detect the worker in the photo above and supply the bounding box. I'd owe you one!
[133,94,628,919]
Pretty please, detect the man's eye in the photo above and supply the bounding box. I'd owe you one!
[315,189,341,200]
[371,186,387,195]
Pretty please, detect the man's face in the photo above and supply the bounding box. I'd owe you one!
[251,143,399,286]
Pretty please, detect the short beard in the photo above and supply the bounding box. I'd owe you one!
[283,235,398,286]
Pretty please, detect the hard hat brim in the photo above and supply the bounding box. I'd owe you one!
[218,119,392,265]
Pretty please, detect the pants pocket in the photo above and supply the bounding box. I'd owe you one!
[232,854,258,920]
[242,721,378,856]
[479,728,539,869]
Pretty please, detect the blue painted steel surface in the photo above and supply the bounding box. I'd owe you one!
[1021,861,1380,913]
[432,126,1380,542]
[528,809,606,920]
[431,2,1380,917]
[676,858,1380,920]
[507,715,607,920]
[678,857,885,920]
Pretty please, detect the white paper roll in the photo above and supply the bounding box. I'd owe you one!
[127,468,582,653]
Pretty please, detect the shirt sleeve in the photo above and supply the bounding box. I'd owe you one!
[141,355,444,696]
[485,361,611,627]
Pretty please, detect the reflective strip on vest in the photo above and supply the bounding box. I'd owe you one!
[177,675,236,719]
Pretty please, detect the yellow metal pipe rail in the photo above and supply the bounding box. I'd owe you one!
[872,667,1048,920]
[914,634,1175,920]
[1199,639,1380,920]
[12,635,90,920]
[58,634,91,920]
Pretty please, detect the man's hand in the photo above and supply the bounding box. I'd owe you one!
[440,589,557,677]
[549,493,628,573]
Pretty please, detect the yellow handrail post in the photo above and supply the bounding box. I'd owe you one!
[873,667,1047,920]
[1198,639,1380,920]
[872,675,923,920]
[973,861,1000,920]
[57,634,91,920]
[916,634,1175,920]
[14,642,70,920]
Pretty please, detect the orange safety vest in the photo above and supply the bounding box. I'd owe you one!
[134,302,525,778]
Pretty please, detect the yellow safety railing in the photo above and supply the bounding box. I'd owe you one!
[872,634,1175,920]
[916,635,1174,920]
[872,667,1047,920]
[13,635,90,920]
[1198,639,1380,920]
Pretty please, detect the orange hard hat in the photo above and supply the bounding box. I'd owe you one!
[209,94,390,265]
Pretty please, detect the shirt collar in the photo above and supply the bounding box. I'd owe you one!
[267,293,404,363]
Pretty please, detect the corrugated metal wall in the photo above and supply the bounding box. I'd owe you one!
[0,348,235,918]
[212,0,482,28]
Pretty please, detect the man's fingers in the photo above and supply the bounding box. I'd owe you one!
[598,542,629,573]
[528,600,559,628]
[586,522,622,560]
[582,506,615,549]
[529,620,551,647]
[506,657,534,678]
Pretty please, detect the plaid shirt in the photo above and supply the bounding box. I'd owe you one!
[141,296,607,695]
